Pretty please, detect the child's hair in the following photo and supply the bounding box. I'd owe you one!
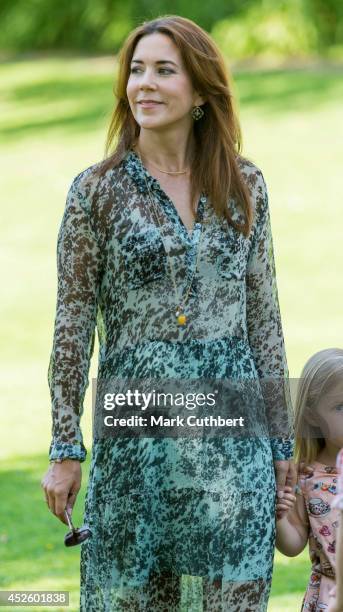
[294,348,343,465]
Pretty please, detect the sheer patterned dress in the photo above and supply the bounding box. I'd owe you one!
[47,149,293,611]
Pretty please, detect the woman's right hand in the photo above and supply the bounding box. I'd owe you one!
[40,460,82,526]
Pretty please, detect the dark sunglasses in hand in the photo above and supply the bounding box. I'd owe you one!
[64,509,92,547]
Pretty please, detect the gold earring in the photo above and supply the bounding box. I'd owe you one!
[191,105,204,121]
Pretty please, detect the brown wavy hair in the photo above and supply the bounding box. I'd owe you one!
[95,15,254,236]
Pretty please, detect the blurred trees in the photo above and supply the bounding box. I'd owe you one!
[303,0,343,51]
[212,0,319,61]
[0,0,342,58]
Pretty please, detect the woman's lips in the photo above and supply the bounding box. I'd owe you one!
[138,101,163,108]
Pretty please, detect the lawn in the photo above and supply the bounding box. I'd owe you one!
[1,53,342,610]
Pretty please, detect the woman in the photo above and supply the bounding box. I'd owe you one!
[41,15,295,611]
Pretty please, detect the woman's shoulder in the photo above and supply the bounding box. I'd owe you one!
[235,155,269,234]
[236,154,269,224]
[236,154,267,194]
[69,158,124,193]
[67,158,128,216]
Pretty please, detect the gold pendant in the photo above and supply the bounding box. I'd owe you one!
[176,308,187,326]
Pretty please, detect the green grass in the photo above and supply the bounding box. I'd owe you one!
[0,454,88,611]
[0,454,310,611]
[1,53,342,610]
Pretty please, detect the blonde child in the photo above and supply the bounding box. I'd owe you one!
[275,348,343,611]
[328,446,343,612]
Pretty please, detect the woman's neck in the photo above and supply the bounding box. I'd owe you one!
[135,128,195,172]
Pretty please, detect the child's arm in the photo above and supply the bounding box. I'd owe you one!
[328,448,343,611]
[336,512,343,606]
[328,512,343,612]
[275,485,310,557]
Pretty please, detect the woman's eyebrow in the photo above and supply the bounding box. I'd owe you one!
[131,59,178,66]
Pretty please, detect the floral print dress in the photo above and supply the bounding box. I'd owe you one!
[47,149,293,611]
[300,462,341,611]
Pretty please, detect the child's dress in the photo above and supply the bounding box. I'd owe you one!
[300,461,340,611]
[333,448,343,510]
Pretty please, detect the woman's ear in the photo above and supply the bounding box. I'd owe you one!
[194,92,206,106]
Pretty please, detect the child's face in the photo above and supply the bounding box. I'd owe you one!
[314,378,343,448]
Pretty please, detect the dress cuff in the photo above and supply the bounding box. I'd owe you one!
[270,438,294,461]
[49,440,87,463]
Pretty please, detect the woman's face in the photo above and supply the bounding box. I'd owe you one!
[126,33,204,132]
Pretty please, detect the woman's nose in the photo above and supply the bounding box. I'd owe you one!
[139,69,157,89]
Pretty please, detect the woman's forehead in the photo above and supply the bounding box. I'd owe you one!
[133,33,180,62]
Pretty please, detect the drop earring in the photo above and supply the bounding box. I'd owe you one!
[191,105,204,121]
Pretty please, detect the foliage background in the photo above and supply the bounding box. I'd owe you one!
[1,0,343,60]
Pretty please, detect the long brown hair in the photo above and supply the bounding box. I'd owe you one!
[95,15,254,236]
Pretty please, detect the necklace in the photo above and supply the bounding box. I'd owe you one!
[135,147,190,175]
[136,148,204,326]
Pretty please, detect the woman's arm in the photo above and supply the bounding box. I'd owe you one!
[47,169,104,463]
[245,168,294,461]
[275,486,309,556]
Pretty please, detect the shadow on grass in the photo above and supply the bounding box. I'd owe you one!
[3,104,111,141]
[1,73,112,142]
[1,59,343,143]
[234,66,343,114]
[0,453,90,589]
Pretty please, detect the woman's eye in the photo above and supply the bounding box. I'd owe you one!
[335,405,343,412]
[129,67,174,75]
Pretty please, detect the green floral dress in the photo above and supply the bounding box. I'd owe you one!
[48,149,293,611]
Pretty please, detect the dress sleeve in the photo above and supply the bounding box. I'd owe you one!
[245,170,294,461]
[47,171,103,462]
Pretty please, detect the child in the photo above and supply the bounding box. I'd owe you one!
[275,348,343,611]
[328,446,343,612]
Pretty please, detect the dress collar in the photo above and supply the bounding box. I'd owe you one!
[122,148,161,195]
[122,148,207,228]
[122,148,246,231]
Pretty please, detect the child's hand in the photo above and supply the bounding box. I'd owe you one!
[276,486,296,520]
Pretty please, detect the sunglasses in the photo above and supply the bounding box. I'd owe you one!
[64,509,92,547]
